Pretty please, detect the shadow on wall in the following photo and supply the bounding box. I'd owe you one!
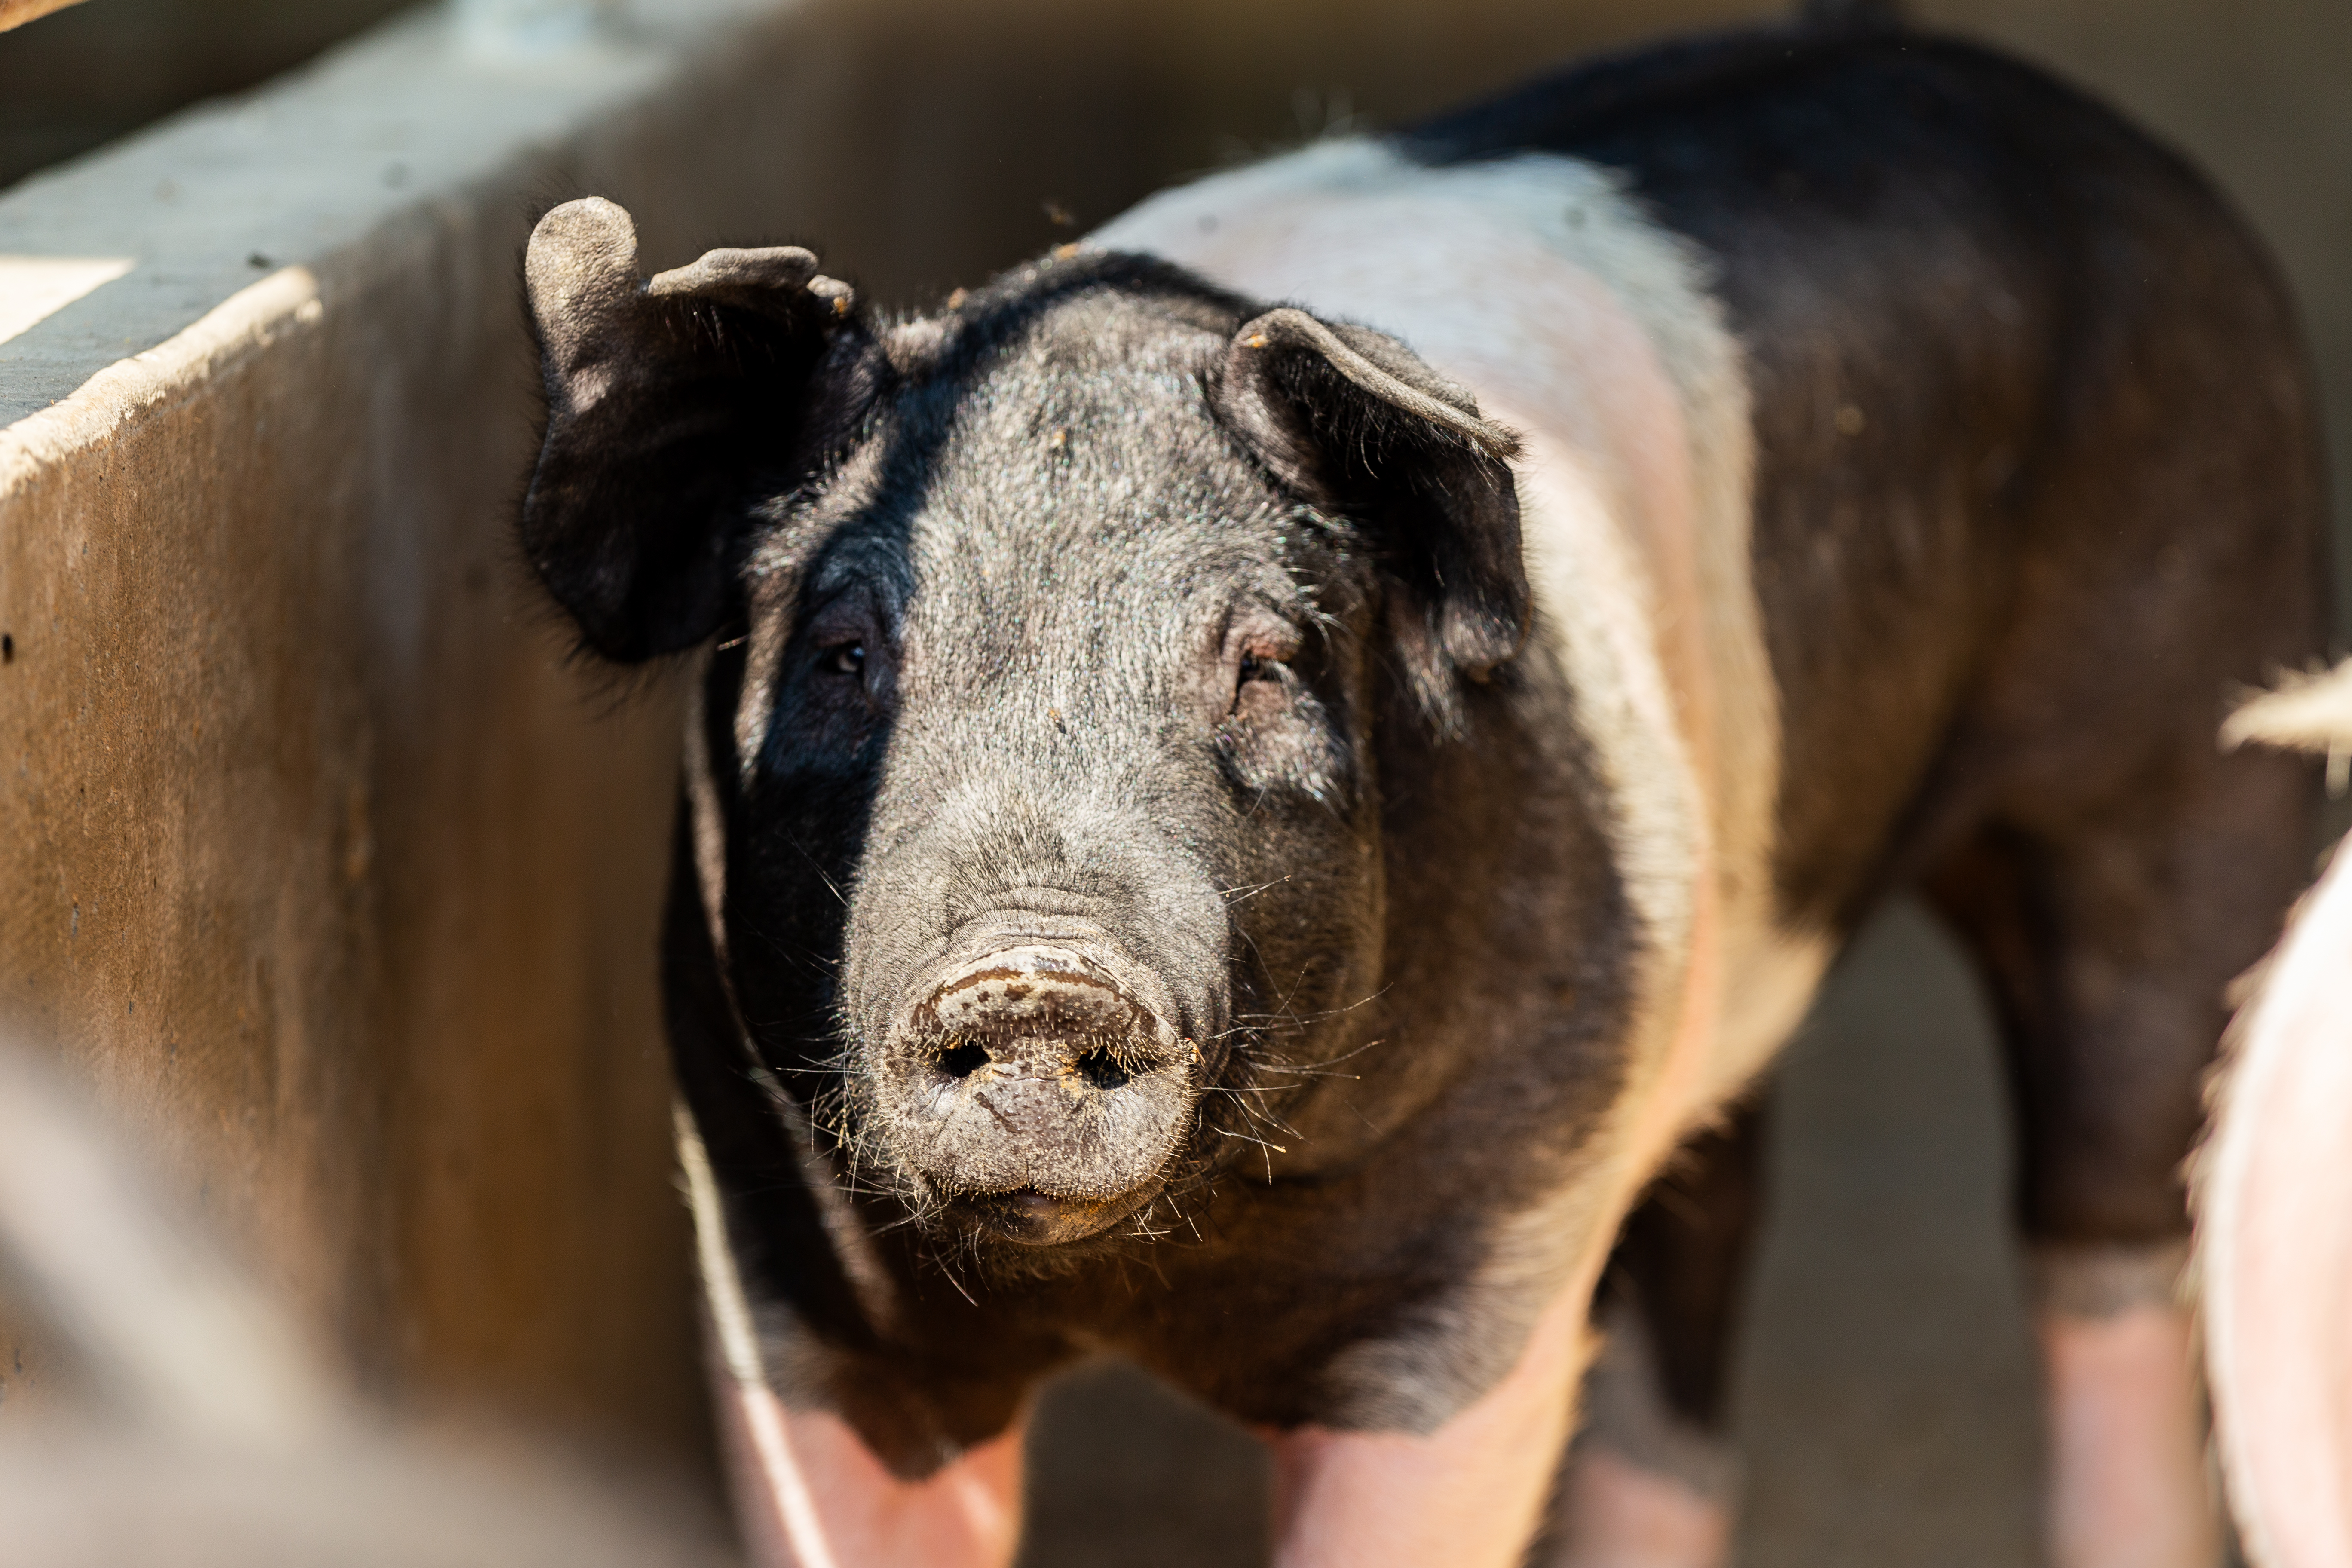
[0,0,416,190]
[734,0,1773,307]
[0,0,1767,206]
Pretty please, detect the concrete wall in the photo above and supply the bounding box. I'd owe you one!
[0,0,2341,1553]
[0,0,878,1464]
[0,0,413,190]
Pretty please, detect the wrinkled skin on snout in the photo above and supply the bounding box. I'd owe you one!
[518,199,1524,1253]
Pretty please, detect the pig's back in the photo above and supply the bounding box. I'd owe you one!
[1093,21,2324,1113]
[1399,21,2326,936]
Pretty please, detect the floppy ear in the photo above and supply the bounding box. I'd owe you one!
[521,197,858,661]
[1213,307,1528,730]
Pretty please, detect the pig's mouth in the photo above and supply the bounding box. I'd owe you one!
[870,941,1208,1246]
[956,1187,1161,1247]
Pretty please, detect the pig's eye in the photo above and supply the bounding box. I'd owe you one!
[1229,630,1300,714]
[824,640,866,677]
[1224,619,1302,718]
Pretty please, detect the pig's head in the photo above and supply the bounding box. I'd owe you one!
[519,199,1526,1250]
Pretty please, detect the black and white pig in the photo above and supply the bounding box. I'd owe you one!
[514,9,2326,1566]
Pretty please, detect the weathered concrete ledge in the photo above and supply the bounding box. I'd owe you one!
[0,0,883,1458]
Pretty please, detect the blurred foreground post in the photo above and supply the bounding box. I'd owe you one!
[0,1042,735,1567]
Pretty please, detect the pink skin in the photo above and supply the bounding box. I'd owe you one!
[1266,1287,1590,1568]
[707,1258,2222,1568]
[711,1371,1025,1568]
[1539,1306,2219,1568]
[1553,1450,1732,1568]
[2040,1304,2219,1568]
[714,1287,1591,1568]
[2202,833,2352,1568]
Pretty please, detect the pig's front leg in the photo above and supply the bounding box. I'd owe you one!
[1546,1107,1761,1568]
[683,1109,1024,1568]
[1546,1301,1737,1568]
[1266,1287,1590,1568]
[708,1358,1024,1568]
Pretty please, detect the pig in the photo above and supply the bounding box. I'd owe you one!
[2198,662,2352,1568]
[513,7,2326,1566]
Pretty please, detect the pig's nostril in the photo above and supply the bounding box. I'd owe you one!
[1075,1045,1131,1092]
[936,1037,991,1080]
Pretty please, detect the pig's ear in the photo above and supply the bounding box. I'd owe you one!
[521,197,858,662]
[1215,308,1528,729]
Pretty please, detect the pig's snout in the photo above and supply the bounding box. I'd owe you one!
[880,944,1201,1245]
[922,951,1173,1090]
